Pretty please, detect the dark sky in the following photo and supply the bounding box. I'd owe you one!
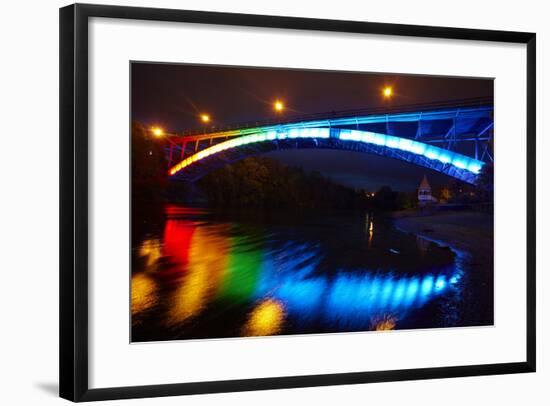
[132,63,493,191]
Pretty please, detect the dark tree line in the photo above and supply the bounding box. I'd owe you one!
[197,156,369,210]
[131,121,167,203]
[368,186,417,211]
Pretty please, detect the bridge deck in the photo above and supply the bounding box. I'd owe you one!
[170,97,493,142]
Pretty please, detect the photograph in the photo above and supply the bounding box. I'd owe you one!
[0,0,541,402]
[130,62,494,343]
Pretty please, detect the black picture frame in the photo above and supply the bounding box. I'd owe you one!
[60,3,536,402]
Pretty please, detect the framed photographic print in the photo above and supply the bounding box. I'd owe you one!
[59,3,536,402]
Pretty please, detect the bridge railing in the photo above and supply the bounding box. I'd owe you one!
[173,96,493,139]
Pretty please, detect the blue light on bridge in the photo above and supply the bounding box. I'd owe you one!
[287,127,330,139]
[338,129,484,174]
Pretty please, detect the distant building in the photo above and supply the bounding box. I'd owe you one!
[418,175,437,206]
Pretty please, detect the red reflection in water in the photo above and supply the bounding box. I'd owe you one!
[164,204,207,218]
[165,225,231,326]
[163,220,196,273]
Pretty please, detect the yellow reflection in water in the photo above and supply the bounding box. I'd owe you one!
[244,299,285,337]
[166,226,229,326]
[366,214,374,248]
[131,273,157,319]
[371,315,397,331]
[139,238,162,267]
[369,221,374,247]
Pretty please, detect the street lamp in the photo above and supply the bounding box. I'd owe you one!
[274,100,284,112]
[382,86,393,98]
[149,126,180,147]
[200,113,211,123]
[150,126,164,137]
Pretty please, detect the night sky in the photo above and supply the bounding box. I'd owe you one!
[131,63,493,191]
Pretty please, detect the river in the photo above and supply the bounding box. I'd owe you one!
[131,204,490,342]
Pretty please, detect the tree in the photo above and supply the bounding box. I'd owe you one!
[372,186,399,210]
[131,121,167,202]
[475,162,494,202]
[197,156,369,209]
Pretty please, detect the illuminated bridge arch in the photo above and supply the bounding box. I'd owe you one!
[166,103,493,184]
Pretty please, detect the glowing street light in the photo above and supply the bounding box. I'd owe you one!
[274,100,284,112]
[151,126,164,137]
[200,113,211,123]
[382,86,393,98]
[150,126,179,148]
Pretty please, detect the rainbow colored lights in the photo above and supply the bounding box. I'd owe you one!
[168,126,483,177]
[169,128,330,176]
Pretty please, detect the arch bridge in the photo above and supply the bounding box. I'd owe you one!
[164,98,493,185]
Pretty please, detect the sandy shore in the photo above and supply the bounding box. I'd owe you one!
[394,209,494,325]
[393,210,493,260]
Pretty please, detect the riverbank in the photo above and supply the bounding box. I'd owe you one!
[392,210,493,259]
[393,209,494,326]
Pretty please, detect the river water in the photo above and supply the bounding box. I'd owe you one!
[131,205,485,342]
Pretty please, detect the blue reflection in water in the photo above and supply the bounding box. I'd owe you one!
[324,272,454,329]
[252,241,459,331]
[404,278,419,306]
[255,245,326,320]
[421,275,434,297]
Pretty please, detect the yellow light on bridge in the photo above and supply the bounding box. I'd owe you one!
[151,126,164,137]
[200,114,211,123]
[274,100,284,112]
[383,86,393,98]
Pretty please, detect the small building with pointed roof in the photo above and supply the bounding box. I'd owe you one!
[418,175,437,206]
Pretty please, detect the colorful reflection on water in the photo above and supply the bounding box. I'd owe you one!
[165,225,229,327]
[132,206,465,341]
[131,273,157,320]
[244,299,286,336]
